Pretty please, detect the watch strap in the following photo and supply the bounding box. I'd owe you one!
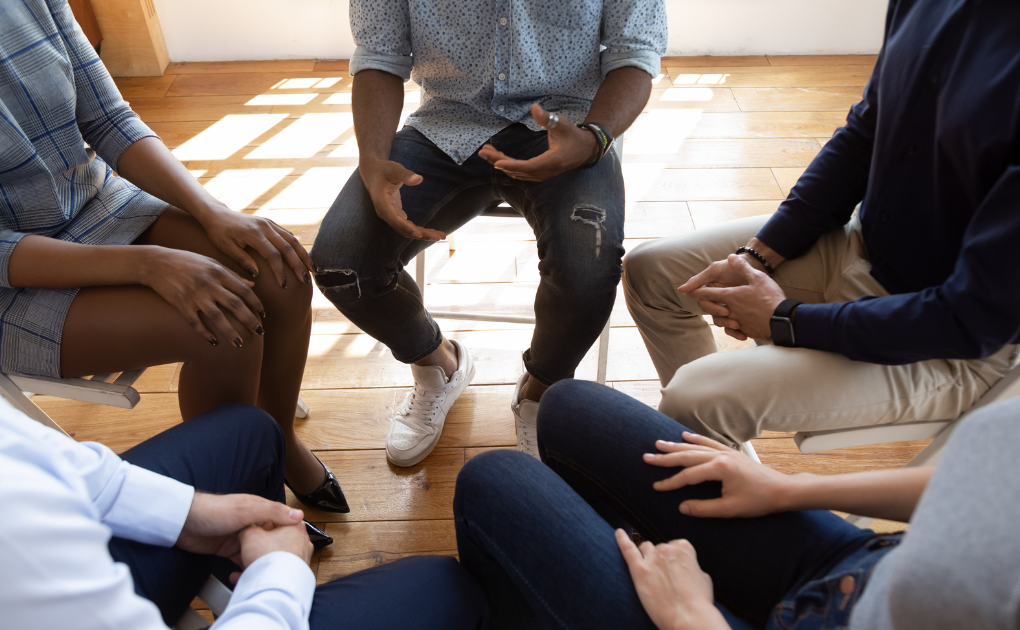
[773,298,802,319]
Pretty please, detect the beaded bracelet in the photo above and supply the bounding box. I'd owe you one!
[735,246,776,277]
[578,122,614,168]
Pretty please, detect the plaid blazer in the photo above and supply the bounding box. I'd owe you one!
[0,0,167,377]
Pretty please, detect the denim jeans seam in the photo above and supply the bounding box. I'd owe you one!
[455,515,573,630]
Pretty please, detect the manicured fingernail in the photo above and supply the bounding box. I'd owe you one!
[259,309,266,319]
[207,338,217,347]
[680,504,691,515]
[233,337,243,348]
[282,278,288,289]
[289,509,302,519]
[247,266,258,278]
[643,453,655,460]
[303,271,311,283]
[255,325,265,336]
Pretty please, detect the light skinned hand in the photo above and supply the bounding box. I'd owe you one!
[176,492,304,558]
[686,254,787,340]
[198,204,314,288]
[646,432,792,518]
[360,158,446,241]
[142,247,265,347]
[615,530,728,630]
[677,255,755,341]
[478,103,599,182]
[230,521,314,584]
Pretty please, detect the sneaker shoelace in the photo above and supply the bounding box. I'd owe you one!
[396,385,447,433]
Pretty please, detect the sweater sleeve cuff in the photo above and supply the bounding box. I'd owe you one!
[756,208,824,260]
[104,465,194,546]
[350,46,413,81]
[793,303,840,354]
[600,49,661,80]
[0,230,30,289]
[91,114,161,172]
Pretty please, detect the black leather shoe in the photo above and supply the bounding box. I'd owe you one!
[286,455,351,513]
[305,521,333,549]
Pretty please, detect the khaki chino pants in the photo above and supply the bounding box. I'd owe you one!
[622,215,1016,447]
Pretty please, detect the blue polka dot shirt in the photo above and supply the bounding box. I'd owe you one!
[350,0,667,164]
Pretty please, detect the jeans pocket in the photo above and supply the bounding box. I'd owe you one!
[769,568,869,630]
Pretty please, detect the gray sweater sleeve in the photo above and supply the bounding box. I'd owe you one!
[849,398,1020,630]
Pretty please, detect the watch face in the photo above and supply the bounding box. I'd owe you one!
[770,316,795,347]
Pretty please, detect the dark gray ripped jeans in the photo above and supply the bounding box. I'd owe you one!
[310,123,625,385]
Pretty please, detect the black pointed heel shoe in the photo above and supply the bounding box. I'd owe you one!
[304,521,334,549]
[286,455,351,513]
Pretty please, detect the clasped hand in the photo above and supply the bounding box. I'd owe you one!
[677,254,787,341]
[176,493,313,584]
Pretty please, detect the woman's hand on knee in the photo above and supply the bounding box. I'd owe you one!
[616,532,728,630]
[197,208,314,288]
[141,247,266,347]
[644,432,791,518]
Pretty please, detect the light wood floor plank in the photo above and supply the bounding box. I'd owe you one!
[687,201,777,228]
[285,448,464,523]
[772,167,808,197]
[129,96,274,122]
[624,138,821,168]
[166,60,316,74]
[316,520,458,582]
[645,87,740,112]
[166,72,352,97]
[115,75,177,98]
[640,168,784,202]
[313,60,351,72]
[767,54,878,67]
[683,112,849,139]
[661,56,771,67]
[666,67,872,88]
[732,87,863,112]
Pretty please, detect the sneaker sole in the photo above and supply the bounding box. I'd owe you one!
[386,360,477,468]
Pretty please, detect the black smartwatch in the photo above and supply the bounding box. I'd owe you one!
[770,298,802,347]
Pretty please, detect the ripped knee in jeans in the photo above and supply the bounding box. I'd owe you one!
[314,268,361,299]
[570,205,606,257]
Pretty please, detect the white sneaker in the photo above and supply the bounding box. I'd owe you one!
[512,373,540,459]
[386,339,475,467]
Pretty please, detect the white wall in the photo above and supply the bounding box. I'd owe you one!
[153,0,885,62]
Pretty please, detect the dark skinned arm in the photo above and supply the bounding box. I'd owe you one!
[352,70,446,241]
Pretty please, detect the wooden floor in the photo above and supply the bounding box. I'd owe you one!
[38,55,923,593]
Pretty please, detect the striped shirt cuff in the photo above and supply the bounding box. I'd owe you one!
[0,230,30,289]
[90,113,161,172]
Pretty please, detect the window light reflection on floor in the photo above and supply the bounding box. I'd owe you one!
[201,168,293,210]
[171,114,288,161]
[658,87,716,102]
[672,73,730,85]
[247,93,319,106]
[246,113,354,159]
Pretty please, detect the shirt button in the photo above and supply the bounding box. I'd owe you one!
[498,105,505,111]
[839,576,856,595]
[498,73,506,81]
[500,17,508,25]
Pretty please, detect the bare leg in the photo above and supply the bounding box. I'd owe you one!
[415,337,458,379]
[61,208,323,492]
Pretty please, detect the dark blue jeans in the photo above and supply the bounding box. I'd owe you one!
[310,124,625,385]
[109,404,486,629]
[453,381,901,630]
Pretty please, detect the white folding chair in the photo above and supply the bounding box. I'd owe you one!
[788,359,1020,527]
[0,368,309,438]
[414,204,612,384]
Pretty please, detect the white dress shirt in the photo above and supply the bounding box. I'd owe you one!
[0,398,316,629]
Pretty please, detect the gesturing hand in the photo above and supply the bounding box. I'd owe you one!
[360,158,446,241]
[176,493,304,559]
[142,248,264,347]
[645,432,791,518]
[198,206,313,288]
[682,254,787,340]
[478,103,599,182]
[615,531,729,630]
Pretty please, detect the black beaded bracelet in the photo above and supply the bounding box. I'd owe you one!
[735,246,775,277]
[578,122,614,168]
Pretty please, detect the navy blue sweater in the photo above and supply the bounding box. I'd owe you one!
[757,0,1020,364]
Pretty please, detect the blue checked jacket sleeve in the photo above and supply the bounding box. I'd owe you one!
[349,0,413,80]
[600,0,667,79]
[54,1,159,170]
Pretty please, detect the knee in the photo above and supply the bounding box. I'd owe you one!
[454,450,541,519]
[253,265,313,324]
[622,239,669,304]
[197,403,286,465]
[536,379,600,450]
[658,362,744,446]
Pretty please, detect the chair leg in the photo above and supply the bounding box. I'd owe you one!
[295,396,309,419]
[741,440,762,463]
[596,319,611,385]
[416,250,426,296]
[0,373,69,436]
